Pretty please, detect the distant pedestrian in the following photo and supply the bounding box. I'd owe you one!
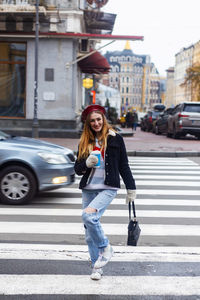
[125,110,132,128]
[131,110,138,131]
[74,104,136,281]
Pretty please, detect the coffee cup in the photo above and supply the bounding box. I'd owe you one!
[91,150,101,168]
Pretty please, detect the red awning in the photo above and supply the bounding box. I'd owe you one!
[78,51,110,74]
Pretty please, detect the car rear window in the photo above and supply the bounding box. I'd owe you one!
[184,104,200,113]
[152,111,160,118]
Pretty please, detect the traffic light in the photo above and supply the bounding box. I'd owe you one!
[90,90,96,104]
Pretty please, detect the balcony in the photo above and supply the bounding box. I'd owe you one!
[0,0,46,32]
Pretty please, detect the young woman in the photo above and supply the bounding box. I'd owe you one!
[74,104,136,280]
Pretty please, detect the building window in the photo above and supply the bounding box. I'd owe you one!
[0,42,26,117]
[126,97,129,105]
[126,87,129,93]
[45,68,54,81]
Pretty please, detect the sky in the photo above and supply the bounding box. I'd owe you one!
[101,0,200,76]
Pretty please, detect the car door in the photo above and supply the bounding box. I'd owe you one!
[160,108,173,133]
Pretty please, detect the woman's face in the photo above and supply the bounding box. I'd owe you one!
[89,112,103,134]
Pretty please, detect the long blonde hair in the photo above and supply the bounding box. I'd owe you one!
[78,111,112,160]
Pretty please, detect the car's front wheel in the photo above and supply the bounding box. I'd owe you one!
[172,125,180,139]
[0,165,37,205]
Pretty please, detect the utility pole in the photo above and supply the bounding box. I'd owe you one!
[32,0,39,138]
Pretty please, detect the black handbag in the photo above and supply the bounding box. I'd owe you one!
[127,201,141,246]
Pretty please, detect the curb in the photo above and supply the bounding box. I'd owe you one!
[127,151,200,157]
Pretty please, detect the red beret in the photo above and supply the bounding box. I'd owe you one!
[81,105,106,122]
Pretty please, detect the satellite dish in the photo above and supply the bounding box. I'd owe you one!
[87,0,109,9]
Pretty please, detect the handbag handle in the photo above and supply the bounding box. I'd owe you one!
[128,201,137,221]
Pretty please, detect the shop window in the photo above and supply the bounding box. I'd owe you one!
[0,42,26,117]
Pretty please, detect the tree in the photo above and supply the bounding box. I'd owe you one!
[182,64,200,101]
[104,99,118,124]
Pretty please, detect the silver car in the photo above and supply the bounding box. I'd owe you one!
[167,102,200,139]
[0,130,75,205]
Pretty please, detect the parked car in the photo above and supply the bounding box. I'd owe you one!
[0,130,75,205]
[167,102,200,139]
[140,110,161,132]
[152,108,173,135]
[137,112,146,126]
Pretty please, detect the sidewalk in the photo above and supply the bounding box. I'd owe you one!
[40,128,200,157]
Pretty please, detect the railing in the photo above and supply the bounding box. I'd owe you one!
[0,0,45,5]
[1,0,29,4]
[0,0,83,9]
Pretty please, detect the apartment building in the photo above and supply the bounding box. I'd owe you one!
[104,41,165,114]
[192,40,200,101]
[174,44,194,104]
[104,41,154,114]
[165,67,175,107]
[0,0,115,136]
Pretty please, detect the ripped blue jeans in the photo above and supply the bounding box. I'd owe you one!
[82,189,117,267]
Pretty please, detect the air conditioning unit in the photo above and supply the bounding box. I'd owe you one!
[79,39,90,53]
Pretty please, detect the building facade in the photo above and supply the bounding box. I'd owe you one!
[165,67,175,107]
[0,0,115,136]
[96,83,121,117]
[174,44,194,105]
[103,42,164,114]
[192,40,200,101]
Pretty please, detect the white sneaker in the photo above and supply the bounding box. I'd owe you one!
[94,244,113,269]
[90,268,103,280]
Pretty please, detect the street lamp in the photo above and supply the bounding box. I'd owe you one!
[32,0,39,138]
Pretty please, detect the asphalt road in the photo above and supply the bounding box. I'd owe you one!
[0,155,200,298]
[39,127,200,154]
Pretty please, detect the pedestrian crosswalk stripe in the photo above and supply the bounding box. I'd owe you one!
[33,197,200,206]
[0,275,200,295]
[132,175,200,180]
[0,244,200,262]
[1,208,200,218]
[131,165,200,169]
[132,180,200,186]
[74,179,200,186]
[0,222,200,236]
[53,187,200,196]
[132,169,200,174]
[129,161,198,165]
[128,157,195,162]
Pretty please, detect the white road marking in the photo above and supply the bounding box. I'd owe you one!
[0,222,200,236]
[53,187,200,196]
[0,275,200,295]
[1,208,200,218]
[0,244,200,262]
[33,197,200,206]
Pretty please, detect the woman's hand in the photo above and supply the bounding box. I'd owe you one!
[126,190,136,203]
[86,154,98,168]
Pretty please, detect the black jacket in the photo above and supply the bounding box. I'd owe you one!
[74,132,136,190]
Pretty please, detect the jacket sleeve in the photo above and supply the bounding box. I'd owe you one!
[74,149,88,176]
[118,135,136,190]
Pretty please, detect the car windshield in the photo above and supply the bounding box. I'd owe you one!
[184,104,200,113]
[0,130,10,140]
